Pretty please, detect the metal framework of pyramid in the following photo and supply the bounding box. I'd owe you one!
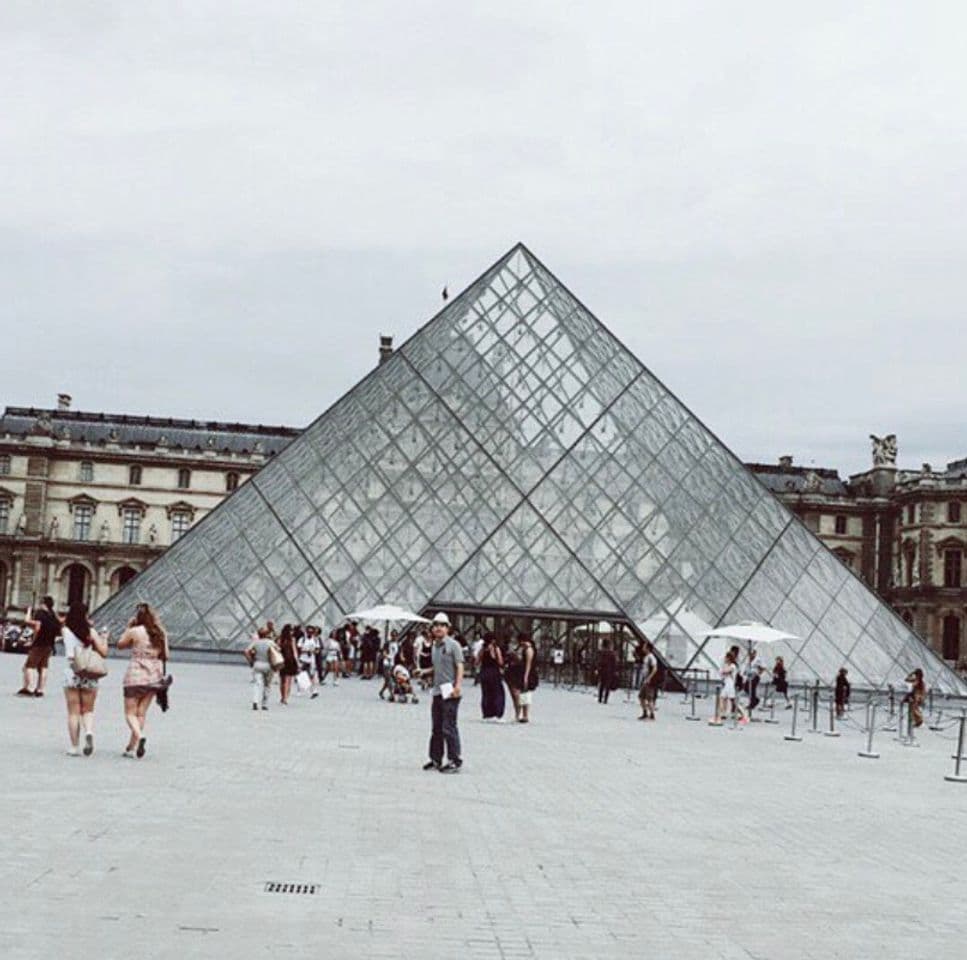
[94,244,966,693]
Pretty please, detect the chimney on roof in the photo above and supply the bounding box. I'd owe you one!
[379,335,394,366]
[778,455,793,470]
[57,393,72,411]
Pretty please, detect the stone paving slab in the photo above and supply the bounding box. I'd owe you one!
[0,655,964,959]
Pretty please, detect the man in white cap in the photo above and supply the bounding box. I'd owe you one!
[422,611,464,773]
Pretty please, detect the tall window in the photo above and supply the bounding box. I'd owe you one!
[73,504,93,541]
[177,468,191,490]
[834,515,847,535]
[943,550,962,588]
[79,461,94,483]
[171,511,191,541]
[0,454,10,476]
[129,465,143,486]
[906,503,916,524]
[121,508,142,545]
[0,499,9,534]
[948,501,962,523]
[226,471,240,492]
[904,547,915,587]
[943,615,961,661]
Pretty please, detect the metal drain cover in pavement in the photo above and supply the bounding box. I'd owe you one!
[264,882,318,895]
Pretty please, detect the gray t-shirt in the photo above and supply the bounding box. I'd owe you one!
[431,637,464,696]
[250,637,273,666]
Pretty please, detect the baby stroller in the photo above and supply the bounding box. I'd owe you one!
[390,665,419,704]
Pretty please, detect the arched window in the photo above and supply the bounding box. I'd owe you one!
[177,468,191,490]
[942,614,960,661]
[64,563,90,606]
[114,566,138,592]
[79,461,94,483]
[225,471,240,492]
[129,465,143,486]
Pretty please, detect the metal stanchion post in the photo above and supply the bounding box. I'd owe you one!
[858,704,880,758]
[894,701,910,743]
[902,701,920,748]
[884,685,898,732]
[808,687,822,734]
[944,715,967,783]
[686,689,701,721]
[764,692,779,725]
[824,696,840,738]
[708,684,723,727]
[784,696,803,742]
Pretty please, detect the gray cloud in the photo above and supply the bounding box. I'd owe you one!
[2,2,965,476]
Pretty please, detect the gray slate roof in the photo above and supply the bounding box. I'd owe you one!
[0,407,299,456]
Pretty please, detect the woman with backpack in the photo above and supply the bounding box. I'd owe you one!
[61,601,109,757]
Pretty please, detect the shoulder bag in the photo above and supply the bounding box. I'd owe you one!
[72,642,108,680]
[267,642,284,672]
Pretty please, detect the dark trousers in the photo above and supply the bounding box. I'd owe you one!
[429,695,461,764]
[749,675,760,711]
[598,679,612,703]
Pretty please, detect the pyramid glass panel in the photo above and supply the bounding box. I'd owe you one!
[92,244,967,694]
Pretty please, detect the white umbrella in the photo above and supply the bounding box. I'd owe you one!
[705,621,800,645]
[343,604,431,624]
[698,621,801,715]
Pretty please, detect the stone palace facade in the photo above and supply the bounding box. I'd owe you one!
[0,396,297,615]
[1,397,963,666]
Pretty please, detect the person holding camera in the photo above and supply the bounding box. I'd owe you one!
[117,603,169,759]
[62,601,109,757]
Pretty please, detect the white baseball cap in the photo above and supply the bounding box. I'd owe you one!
[432,612,451,625]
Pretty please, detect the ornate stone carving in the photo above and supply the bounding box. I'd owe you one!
[147,524,159,545]
[803,470,822,493]
[869,433,897,467]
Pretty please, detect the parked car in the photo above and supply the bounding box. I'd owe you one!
[2,623,34,654]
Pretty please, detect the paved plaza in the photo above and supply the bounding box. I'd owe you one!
[1,654,964,960]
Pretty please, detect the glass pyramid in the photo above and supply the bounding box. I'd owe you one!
[93,244,967,693]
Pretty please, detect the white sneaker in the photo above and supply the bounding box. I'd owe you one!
[66,746,80,757]
[122,750,135,759]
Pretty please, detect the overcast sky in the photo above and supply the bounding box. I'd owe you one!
[2,2,965,476]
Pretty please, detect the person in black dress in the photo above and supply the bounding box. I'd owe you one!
[277,624,299,704]
[477,633,505,721]
[597,639,618,704]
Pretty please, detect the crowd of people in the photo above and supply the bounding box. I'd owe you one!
[241,617,542,724]
[10,601,936,766]
[714,644,928,729]
[12,595,171,758]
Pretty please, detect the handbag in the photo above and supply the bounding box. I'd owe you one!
[157,661,172,712]
[72,642,108,680]
[267,643,284,672]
